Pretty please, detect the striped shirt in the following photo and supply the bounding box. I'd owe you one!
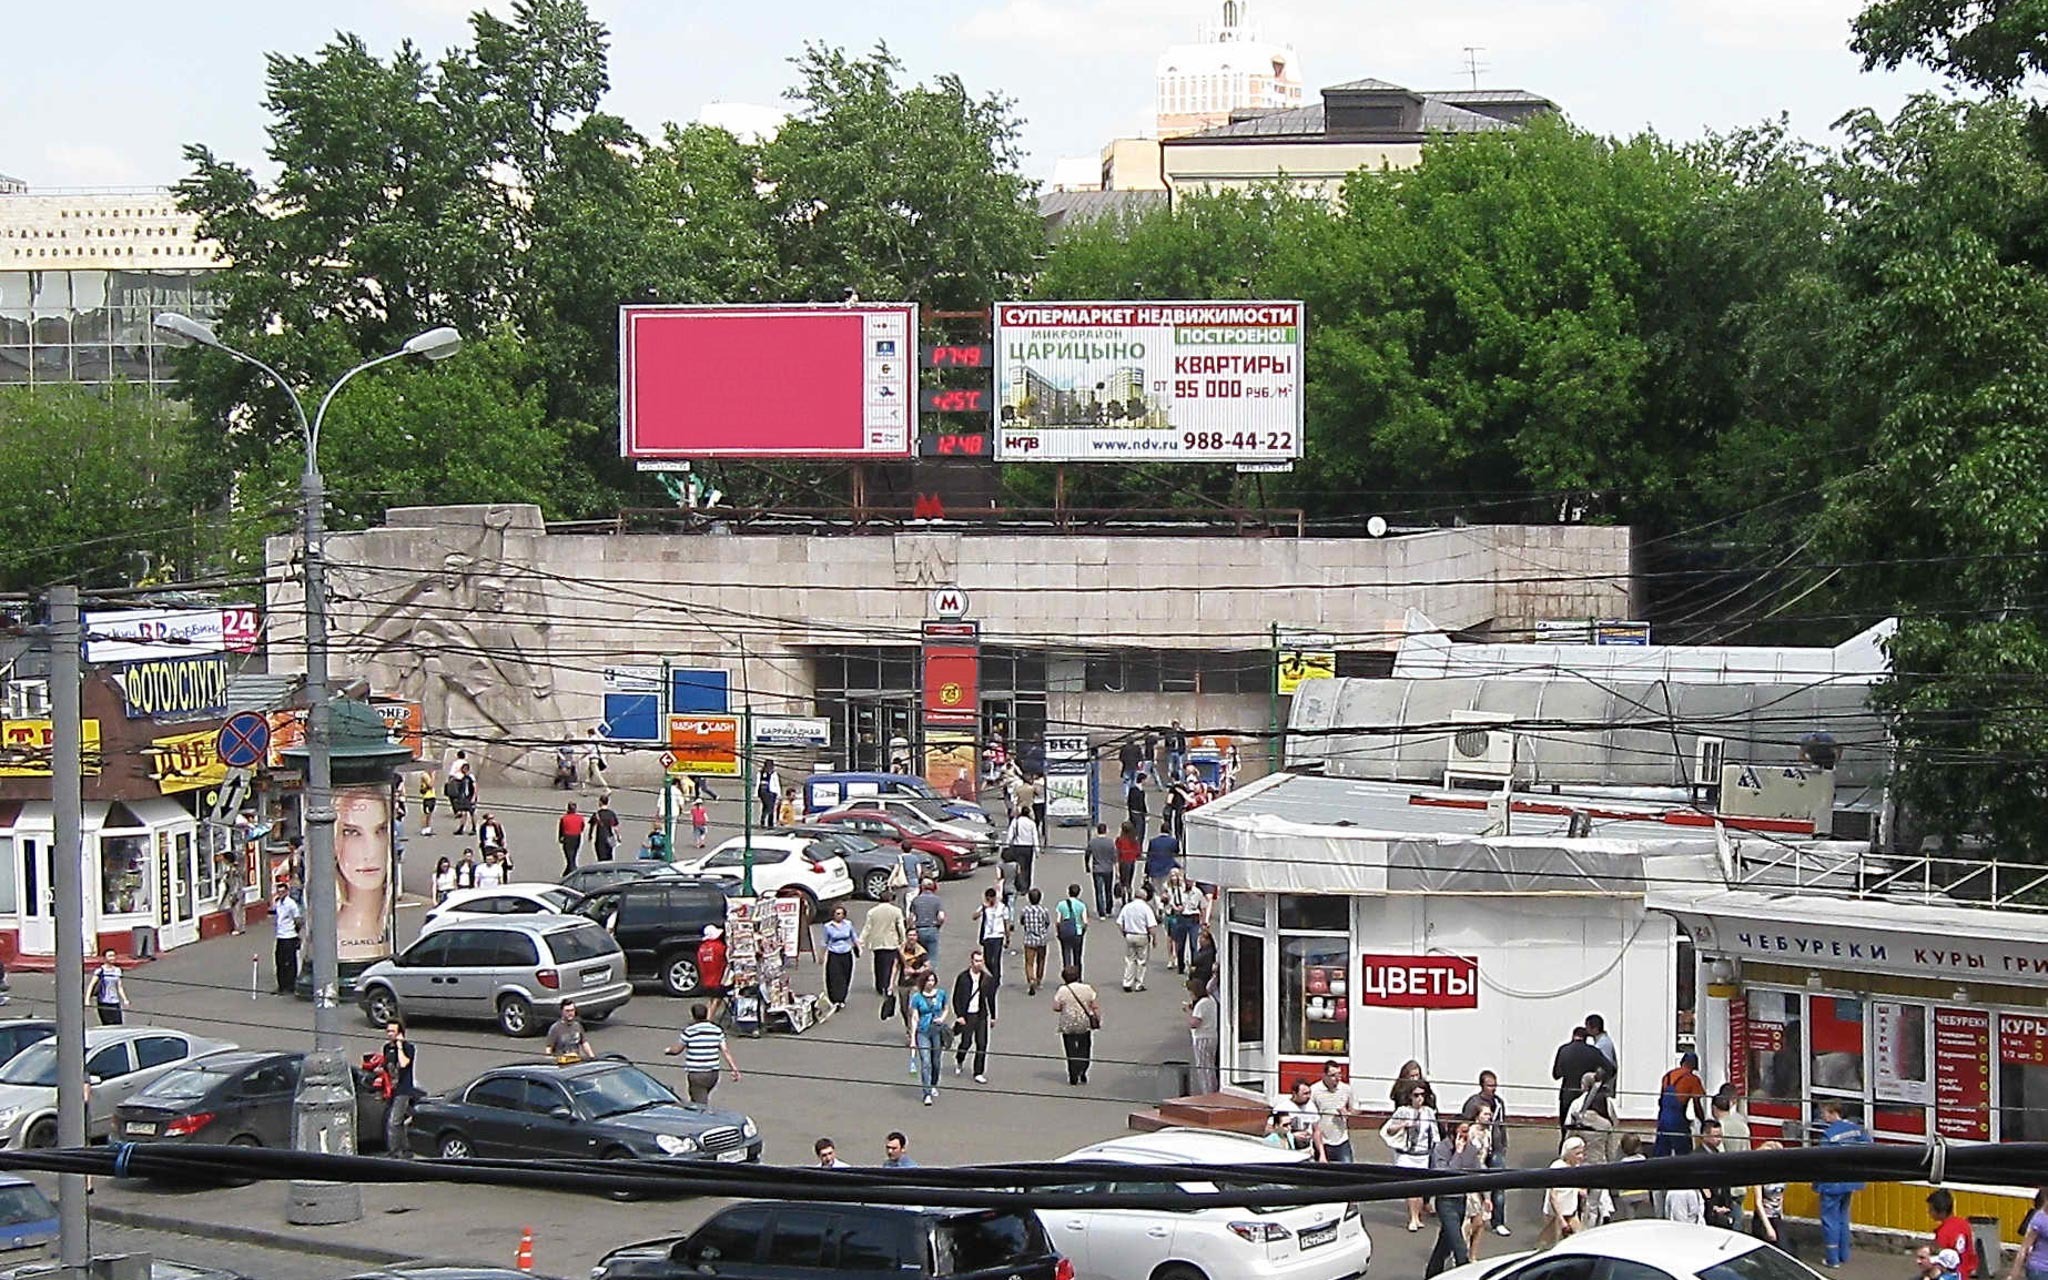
[678,1021,725,1073]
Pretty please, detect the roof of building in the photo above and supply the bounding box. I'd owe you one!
[1422,88,1557,105]
[1647,886,2048,946]
[1036,189,1168,230]
[1168,96,1509,142]
[1321,77,1411,92]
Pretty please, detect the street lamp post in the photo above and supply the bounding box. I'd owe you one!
[154,313,460,1223]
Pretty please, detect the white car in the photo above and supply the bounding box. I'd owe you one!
[681,834,855,905]
[1436,1220,1817,1280]
[0,1026,235,1147]
[822,795,993,847]
[421,883,585,932]
[1042,1128,1370,1280]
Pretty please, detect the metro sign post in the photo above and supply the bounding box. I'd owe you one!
[921,591,980,793]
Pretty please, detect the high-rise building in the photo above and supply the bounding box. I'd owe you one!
[1155,0,1303,139]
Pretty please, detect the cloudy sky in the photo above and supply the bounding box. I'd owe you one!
[11,0,1949,189]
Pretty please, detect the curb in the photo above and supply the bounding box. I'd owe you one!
[90,1203,418,1267]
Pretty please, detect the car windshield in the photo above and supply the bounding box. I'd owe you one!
[136,1065,228,1103]
[1702,1243,1823,1280]
[0,1184,54,1226]
[0,1045,57,1088]
[905,798,955,822]
[548,923,621,964]
[566,1066,680,1119]
[538,888,581,912]
[880,808,936,834]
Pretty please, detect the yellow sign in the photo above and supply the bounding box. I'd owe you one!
[148,728,230,795]
[1276,649,1336,695]
[0,720,103,776]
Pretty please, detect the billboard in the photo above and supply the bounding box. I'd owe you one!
[334,783,396,964]
[994,301,1304,463]
[620,303,917,459]
[86,607,260,663]
[667,713,741,777]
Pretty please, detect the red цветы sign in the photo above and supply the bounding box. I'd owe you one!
[1359,954,1479,1009]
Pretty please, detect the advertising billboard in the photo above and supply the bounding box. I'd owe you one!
[667,713,742,777]
[334,783,396,964]
[86,607,261,663]
[994,300,1304,463]
[620,303,917,459]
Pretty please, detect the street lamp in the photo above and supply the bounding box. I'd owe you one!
[154,312,460,1224]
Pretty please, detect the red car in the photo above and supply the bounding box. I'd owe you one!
[811,809,991,879]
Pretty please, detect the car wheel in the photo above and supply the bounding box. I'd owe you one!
[498,995,536,1037]
[1152,1265,1207,1280]
[661,953,700,997]
[602,1145,641,1201]
[228,1134,262,1148]
[362,986,399,1027]
[437,1132,472,1159]
[862,869,892,901]
[23,1118,55,1149]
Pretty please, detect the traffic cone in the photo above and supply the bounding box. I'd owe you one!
[515,1227,534,1273]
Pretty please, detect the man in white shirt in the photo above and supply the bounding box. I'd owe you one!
[1003,809,1041,895]
[1663,1185,1706,1225]
[1272,1080,1318,1150]
[1308,1060,1358,1162]
[975,886,1011,984]
[272,882,302,994]
[1115,888,1159,992]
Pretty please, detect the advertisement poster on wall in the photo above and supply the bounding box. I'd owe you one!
[333,783,396,964]
[1872,1000,1932,1104]
[923,731,978,800]
[1043,735,1093,826]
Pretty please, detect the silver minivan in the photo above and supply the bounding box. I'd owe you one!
[357,916,631,1037]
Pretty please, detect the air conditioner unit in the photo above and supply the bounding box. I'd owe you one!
[3,681,49,722]
[1692,736,1726,802]
[1445,709,1516,787]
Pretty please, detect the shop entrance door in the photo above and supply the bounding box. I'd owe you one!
[162,831,200,951]
[16,834,55,956]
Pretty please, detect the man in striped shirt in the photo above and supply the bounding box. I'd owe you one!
[664,1002,742,1103]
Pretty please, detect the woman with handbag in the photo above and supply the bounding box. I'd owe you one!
[908,971,949,1106]
[1051,965,1102,1085]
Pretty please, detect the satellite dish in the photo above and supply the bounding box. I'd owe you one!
[1366,515,1389,538]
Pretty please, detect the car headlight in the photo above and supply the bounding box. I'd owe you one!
[654,1133,698,1156]
[0,1108,21,1132]
[742,1118,758,1139]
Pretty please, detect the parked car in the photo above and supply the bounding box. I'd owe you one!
[801,772,994,832]
[0,1024,56,1074]
[561,862,686,897]
[772,825,941,901]
[343,1268,560,1280]
[0,1026,236,1147]
[593,1201,1069,1280]
[357,916,631,1037]
[1435,1220,1817,1280]
[423,883,586,932]
[574,878,731,996]
[823,793,994,846]
[113,1049,390,1150]
[678,835,854,906]
[0,1176,55,1254]
[1043,1129,1368,1280]
[808,809,988,879]
[407,1060,760,1164]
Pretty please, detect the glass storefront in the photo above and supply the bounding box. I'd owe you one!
[98,832,152,916]
[0,268,219,387]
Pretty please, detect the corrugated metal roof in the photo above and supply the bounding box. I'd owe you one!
[1173,96,1509,141]
[226,672,299,713]
[1321,77,1412,93]
[1037,189,1168,228]
[1423,89,1555,105]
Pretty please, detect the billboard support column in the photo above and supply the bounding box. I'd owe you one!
[1269,622,1281,773]
[741,707,755,898]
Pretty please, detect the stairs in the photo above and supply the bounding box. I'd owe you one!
[1128,1092,1272,1135]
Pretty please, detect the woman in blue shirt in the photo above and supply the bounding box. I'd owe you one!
[908,972,949,1106]
[821,905,858,1009]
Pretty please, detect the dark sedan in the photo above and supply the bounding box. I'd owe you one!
[406,1060,760,1164]
[113,1050,390,1150]
[771,826,941,900]
[561,862,686,896]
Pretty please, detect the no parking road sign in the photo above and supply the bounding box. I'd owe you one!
[215,711,271,769]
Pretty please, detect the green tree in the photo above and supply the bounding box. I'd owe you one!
[1853,0,2048,91]
[0,387,216,591]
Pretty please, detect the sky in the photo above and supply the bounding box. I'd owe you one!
[8,0,1952,190]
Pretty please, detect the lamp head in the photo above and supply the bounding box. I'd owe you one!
[152,311,222,350]
[402,326,462,362]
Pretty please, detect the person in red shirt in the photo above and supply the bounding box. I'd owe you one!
[697,925,730,1023]
[1114,821,1142,904]
[1929,1190,1978,1279]
[557,802,587,874]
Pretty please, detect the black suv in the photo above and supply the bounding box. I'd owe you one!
[594,1202,1068,1280]
[575,877,731,996]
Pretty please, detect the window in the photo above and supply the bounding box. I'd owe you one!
[835,1215,913,1270]
[1230,929,1266,1085]
[522,1080,572,1115]
[935,1213,1044,1275]
[547,924,621,964]
[1699,1244,1823,1280]
[1809,996,1866,1096]
[1506,1259,1601,1280]
[402,933,452,968]
[1870,1001,1930,1137]
[686,1206,770,1265]
[465,1077,527,1111]
[86,1044,131,1080]
[439,929,499,968]
[0,837,16,914]
[99,833,151,915]
[490,932,540,967]
[240,1061,298,1096]
[1279,935,1350,1058]
[134,1036,187,1069]
[1278,895,1347,932]
[763,1209,834,1268]
[1601,1263,1680,1280]
[2000,1013,2048,1141]
[1746,989,1803,1121]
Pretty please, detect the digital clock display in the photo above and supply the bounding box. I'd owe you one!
[918,431,991,459]
[921,344,993,369]
[920,386,991,414]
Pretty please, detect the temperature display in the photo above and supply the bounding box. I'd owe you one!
[919,432,991,458]
[920,386,991,414]
[921,344,993,369]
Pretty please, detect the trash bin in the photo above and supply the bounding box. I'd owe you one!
[1970,1217,2002,1279]
[130,925,157,960]
[1159,1060,1191,1100]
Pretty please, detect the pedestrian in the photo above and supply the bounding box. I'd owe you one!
[445,763,477,835]
[377,1018,418,1156]
[951,949,997,1083]
[454,850,476,889]
[1143,820,1180,890]
[640,824,668,861]
[1017,888,1052,995]
[1462,1070,1513,1237]
[909,879,946,969]
[1653,1050,1709,1156]
[1160,868,1203,973]
[1084,824,1117,917]
[1814,1098,1872,1268]
[859,896,907,1012]
[477,812,507,860]
[897,935,933,1052]
[778,786,800,826]
[1125,772,1147,843]
[822,904,858,1008]
[1700,1122,1738,1232]
[1113,822,1140,903]
[1118,739,1143,793]
[974,886,1010,984]
[909,970,948,1105]
[417,771,437,836]
[697,926,730,1023]
[1383,1079,1441,1232]
[272,881,302,994]
[1188,924,1217,991]
[558,802,586,875]
[1539,1137,1588,1245]
[90,951,128,1025]
[475,849,506,887]
[1273,1080,1317,1150]
[1929,1190,1979,1280]
[883,1130,917,1167]
[582,727,608,788]
[432,857,455,905]
[1165,772,1190,844]
[218,850,246,935]
[1308,1060,1357,1162]
[1462,1104,1497,1256]
[1565,1070,1615,1164]
[1052,965,1101,1085]
[1746,1145,1788,1251]
[756,760,780,829]
[815,1137,852,1168]
[2003,1187,2048,1280]
[1186,976,1219,1094]
[1584,1012,1617,1078]
[1054,883,1089,976]
[1426,1122,1485,1276]
[1165,720,1187,780]
[1613,1132,1655,1221]
[664,1001,741,1102]
[1552,1026,1607,1134]
[1002,806,1041,893]
[592,794,620,862]
[545,1001,594,1061]
[1665,1184,1706,1226]
[1115,885,1159,992]
[1714,1084,1751,1218]
[690,799,709,849]
[1391,1059,1437,1110]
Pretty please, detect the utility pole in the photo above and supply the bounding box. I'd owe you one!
[49,587,86,1273]
[1461,46,1487,90]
